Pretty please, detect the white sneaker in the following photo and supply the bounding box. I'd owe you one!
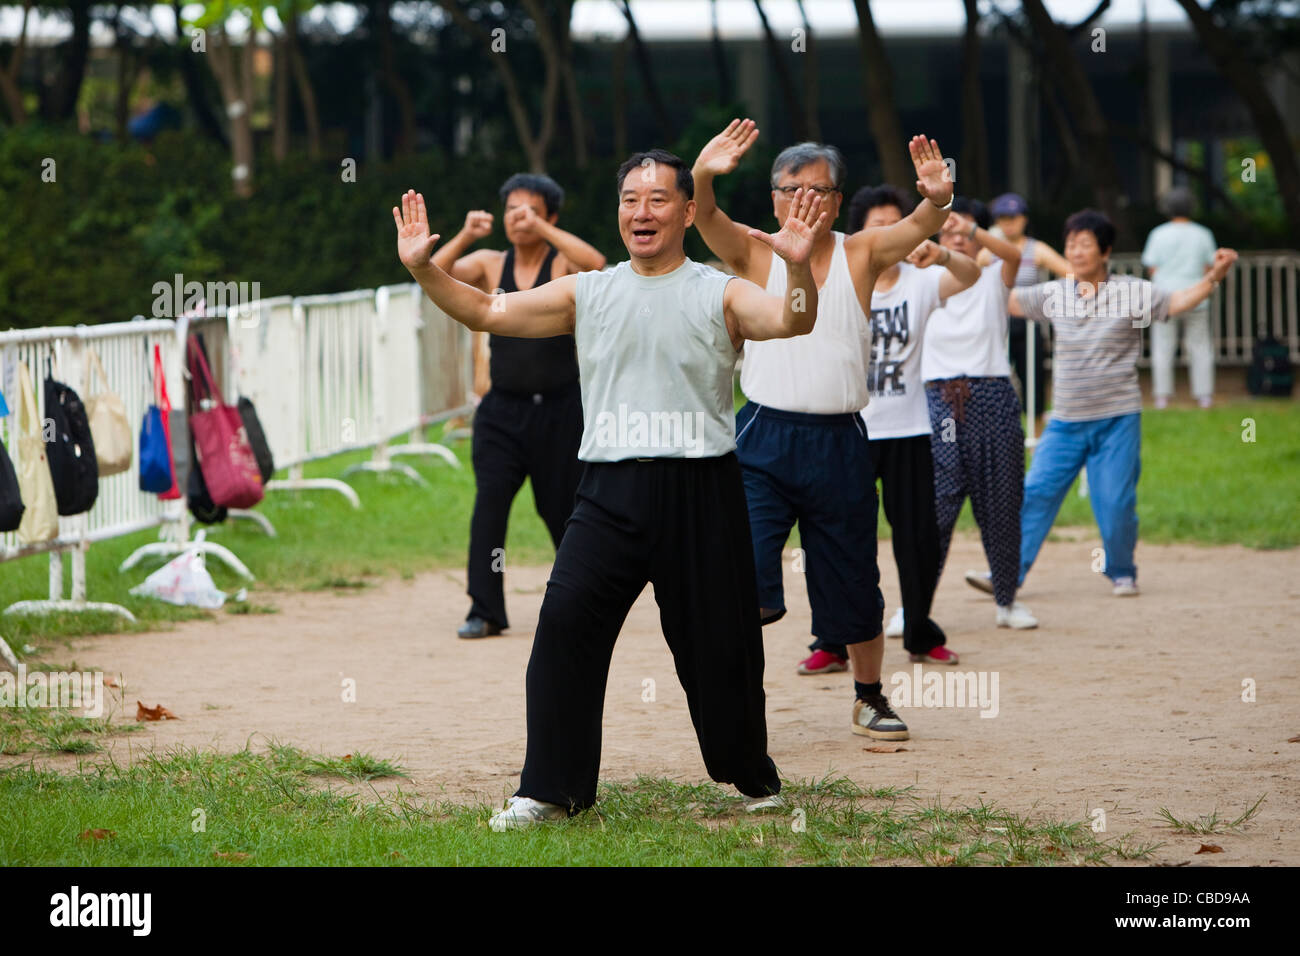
[964,570,994,596]
[744,792,787,813]
[1112,576,1140,597]
[489,795,568,831]
[884,607,905,638]
[996,601,1038,629]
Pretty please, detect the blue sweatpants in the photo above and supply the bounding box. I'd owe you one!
[1020,413,1141,584]
[734,402,885,654]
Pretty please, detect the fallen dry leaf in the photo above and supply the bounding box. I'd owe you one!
[213,851,251,861]
[343,754,353,761]
[389,851,404,860]
[1287,735,1300,743]
[104,676,118,688]
[136,701,179,721]
[78,829,115,841]
[933,854,957,865]
[864,745,908,753]
[1195,843,1224,854]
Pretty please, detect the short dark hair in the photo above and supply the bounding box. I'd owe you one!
[499,173,564,216]
[1063,208,1116,254]
[951,196,991,230]
[846,185,914,234]
[616,149,694,200]
[1159,186,1195,219]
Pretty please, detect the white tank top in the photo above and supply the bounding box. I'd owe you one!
[740,232,872,414]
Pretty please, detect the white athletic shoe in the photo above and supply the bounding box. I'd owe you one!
[964,570,995,596]
[744,792,787,813]
[884,607,905,638]
[996,601,1038,629]
[1112,576,1140,597]
[489,796,567,831]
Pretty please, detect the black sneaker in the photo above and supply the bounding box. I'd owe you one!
[852,693,910,740]
[458,616,502,639]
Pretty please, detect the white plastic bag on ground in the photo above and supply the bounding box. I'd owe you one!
[130,547,227,609]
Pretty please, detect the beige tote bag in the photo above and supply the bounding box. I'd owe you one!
[15,361,59,545]
[85,348,132,476]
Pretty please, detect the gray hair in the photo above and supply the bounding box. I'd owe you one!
[1159,186,1196,219]
[771,142,847,190]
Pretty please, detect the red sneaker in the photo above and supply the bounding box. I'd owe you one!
[797,650,848,675]
[908,645,960,665]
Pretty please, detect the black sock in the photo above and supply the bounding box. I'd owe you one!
[855,680,882,701]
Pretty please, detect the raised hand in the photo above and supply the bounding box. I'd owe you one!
[942,211,974,237]
[507,204,540,231]
[463,210,493,240]
[747,188,828,266]
[393,190,442,272]
[694,118,760,178]
[1210,248,1238,281]
[909,135,953,208]
[907,238,945,268]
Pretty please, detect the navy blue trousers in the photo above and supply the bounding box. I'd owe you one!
[735,402,885,654]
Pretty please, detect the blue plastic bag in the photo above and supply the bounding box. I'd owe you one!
[138,405,173,493]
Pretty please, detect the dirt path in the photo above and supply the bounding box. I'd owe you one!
[20,531,1300,865]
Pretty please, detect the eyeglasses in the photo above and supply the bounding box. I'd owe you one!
[774,185,839,196]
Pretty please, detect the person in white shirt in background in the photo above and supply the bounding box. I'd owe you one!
[987,192,1072,431]
[845,185,980,665]
[1142,186,1219,409]
[922,198,1039,631]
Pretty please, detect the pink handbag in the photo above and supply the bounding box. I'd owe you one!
[187,335,264,509]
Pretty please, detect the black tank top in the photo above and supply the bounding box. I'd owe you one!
[489,244,580,394]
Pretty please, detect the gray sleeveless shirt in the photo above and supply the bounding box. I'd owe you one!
[574,259,738,462]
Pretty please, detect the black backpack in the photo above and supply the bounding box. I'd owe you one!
[0,436,23,532]
[43,358,99,516]
[1247,336,1293,397]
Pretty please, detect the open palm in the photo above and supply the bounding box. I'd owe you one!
[909,136,953,207]
[393,189,441,272]
[749,189,827,265]
[696,118,760,177]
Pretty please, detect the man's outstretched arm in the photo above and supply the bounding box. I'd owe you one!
[692,118,767,278]
[724,188,828,346]
[395,190,576,337]
[850,136,955,272]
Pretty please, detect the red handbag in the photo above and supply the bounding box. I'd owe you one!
[187,335,264,509]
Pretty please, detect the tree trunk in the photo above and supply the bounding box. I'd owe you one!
[44,0,92,121]
[1020,0,1131,245]
[752,0,807,141]
[523,0,579,167]
[617,0,672,143]
[0,0,32,125]
[557,0,589,169]
[709,0,732,105]
[114,9,131,143]
[285,5,322,160]
[959,0,990,197]
[208,26,255,198]
[1172,0,1300,226]
[851,0,910,186]
[172,0,227,147]
[612,34,628,159]
[273,34,290,161]
[439,1,554,172]
[795,0,821,141]
[374,0,416,156]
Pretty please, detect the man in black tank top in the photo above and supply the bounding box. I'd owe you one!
[433,174,607,638]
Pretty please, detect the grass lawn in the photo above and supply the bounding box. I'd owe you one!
[0,748,1159,866]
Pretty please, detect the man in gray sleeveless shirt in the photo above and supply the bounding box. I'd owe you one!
[394,150,830,829]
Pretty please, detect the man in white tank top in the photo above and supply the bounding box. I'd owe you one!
[692,120,956,742]
[394,150,830,829]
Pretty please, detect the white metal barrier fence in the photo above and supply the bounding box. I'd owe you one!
[0,284,474,649]
[0,320,182,642]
